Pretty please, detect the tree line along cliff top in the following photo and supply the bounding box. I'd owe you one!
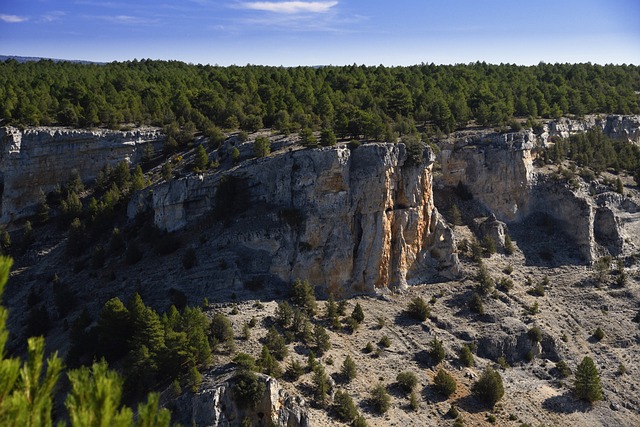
[1,60,639,138]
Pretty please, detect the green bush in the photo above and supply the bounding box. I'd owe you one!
[468,293,484,315]
[459,345,475,367]
[396,371,417,394]
[351,302,365,323]
[233,353,258,372]
[264,326,288,360]
[379,335,391,348]
[253,135,271,158]
[341,355,357,382]
[555,360,572,378]
[593,327,605,341]
[429,337,445,364]
[232,370,266,409]
[504,235,515,255]
[285,358,304,381]
[370,383,391,414]
[527,327,542,342]
[472,367,504,407]
[333,390,358,422]
[406,296,430,321]
[434,368,457,397]
[210,312,234,343]
[409,391,420,411]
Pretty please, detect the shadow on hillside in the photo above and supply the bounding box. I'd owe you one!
[541,391,593,413]
[509,212,587,268]
[454,394,489,414]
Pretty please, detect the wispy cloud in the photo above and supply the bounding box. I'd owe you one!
[238,1,338,14]
[41,11,66,23]
[94,15,159,25]
[0,14,28,23]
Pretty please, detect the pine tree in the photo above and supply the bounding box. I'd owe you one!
[161,161,173,181]
[351,302,365,324]
[574,356,602,403]
[313,364,330,407]
[434,368,457,397]
[472,366,504,407]
[430,337,446,364]
[341,355,357,382]
[253,135,271,158]
[194,144,209,172]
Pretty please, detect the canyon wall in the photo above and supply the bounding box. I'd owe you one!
[130,143,460,294]
[439,115,640,262]
[0,126,163,224]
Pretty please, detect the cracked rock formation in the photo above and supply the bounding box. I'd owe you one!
[130,143,460,294]
[0,126,163,224]
[439,115,640,262]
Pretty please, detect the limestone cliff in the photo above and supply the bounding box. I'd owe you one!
[0,126,163,223]
[438,115,640,262]
[173,372,309,427]
[130,143,460,294]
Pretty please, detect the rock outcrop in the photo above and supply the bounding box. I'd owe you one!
[0,126,163,224]
[130,143,460,294]
[439,115,640,262]
[173,372,309,427]
[543,115,640,144]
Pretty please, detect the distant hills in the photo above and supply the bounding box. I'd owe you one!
[0,55,102,64]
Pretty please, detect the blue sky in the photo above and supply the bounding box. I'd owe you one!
[1,0,639,65]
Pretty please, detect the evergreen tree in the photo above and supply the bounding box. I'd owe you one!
[320,128,337,146]
[333,390,358,422]
[406,296,430,321]
[253,135,271,158]
[131,165,147,191]
[313,364,331,408]
[313,324,331,355]
[430,337,446,364]
[341,355,357,382]
[264,326,288,360]
[574,356,603,403]
[433,368,457,397]
[290,279,316,315]
[472,366,504,407]
[161,161,173,181]
[194,145,209,172]
[351,302,365,324]
[370,383,391,414]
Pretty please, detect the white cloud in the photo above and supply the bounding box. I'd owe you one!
[100,15,158,25]
[238,1,338,14]
[41,11,66,23]
[0,14,28,23]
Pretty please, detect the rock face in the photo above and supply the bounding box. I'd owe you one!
[477,317,558,364]
[439,130,537,222]
[439,115,640,262]
[174,372,309,427]
[544,115,640,144]
[0,126,163,224]
[130,144,460,294]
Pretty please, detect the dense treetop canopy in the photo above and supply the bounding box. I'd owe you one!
[1,60,639,137]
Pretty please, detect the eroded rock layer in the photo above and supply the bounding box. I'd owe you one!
[0,126,163,223]
[439,115,640,262]
[130,144,460,294]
